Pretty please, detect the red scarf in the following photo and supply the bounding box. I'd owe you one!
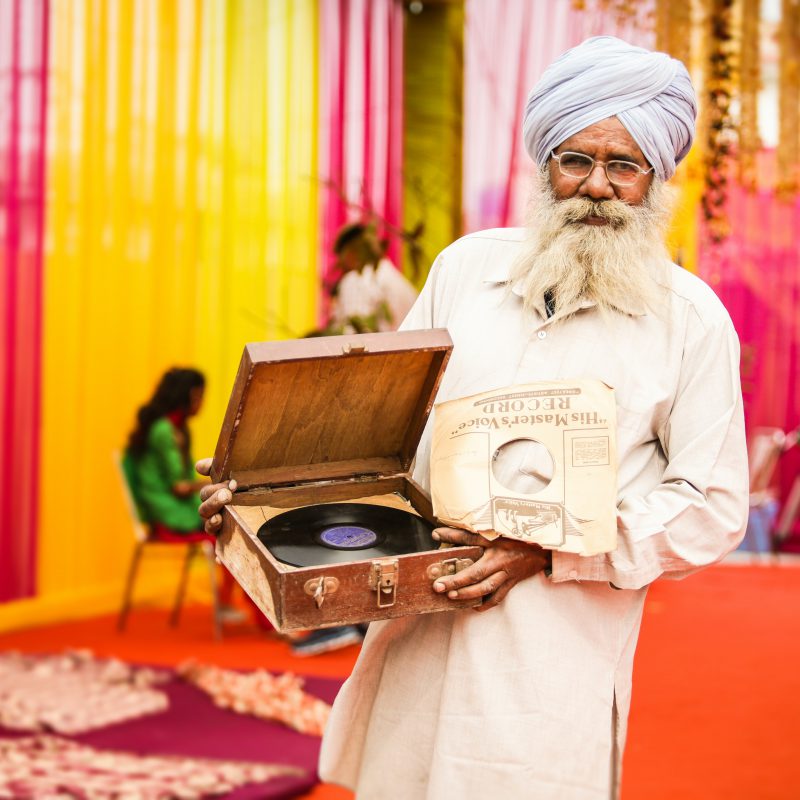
[166,410,187,428]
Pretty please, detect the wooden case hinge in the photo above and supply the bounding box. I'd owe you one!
[303,576,340,609]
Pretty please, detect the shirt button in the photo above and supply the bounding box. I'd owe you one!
[568,569,578,579]
[537,330,547,339]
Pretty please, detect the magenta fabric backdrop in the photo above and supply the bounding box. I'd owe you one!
[698,161,800,500]
[0,0,48,602]
[318,0,404,314]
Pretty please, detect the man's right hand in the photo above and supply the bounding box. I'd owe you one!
[196,457,237,535]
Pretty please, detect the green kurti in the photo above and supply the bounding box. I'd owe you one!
[125,417,202,532]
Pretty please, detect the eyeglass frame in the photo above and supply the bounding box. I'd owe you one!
[550,150,654,187]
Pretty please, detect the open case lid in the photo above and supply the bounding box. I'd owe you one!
[211,329,453,489]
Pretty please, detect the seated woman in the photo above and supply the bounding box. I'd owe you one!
[125,367,208,536]
[124,367,244,622]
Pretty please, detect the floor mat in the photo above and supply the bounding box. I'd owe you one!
[0,734,304,799]
[0,660,345,800]
[0,651,169,734]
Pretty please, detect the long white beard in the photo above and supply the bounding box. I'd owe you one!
[510,172,677,319]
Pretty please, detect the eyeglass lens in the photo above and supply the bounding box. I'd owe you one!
[557,153,642,186]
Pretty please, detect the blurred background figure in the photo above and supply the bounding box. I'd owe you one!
[289,223,417,655]
[123,367,242,623]
[324,222,418,335]
[125,368,209,537]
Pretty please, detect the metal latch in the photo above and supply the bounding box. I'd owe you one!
[426,557,474,582]
[369,559,399,608]
[304,576,340,609]
[342,343,367,355]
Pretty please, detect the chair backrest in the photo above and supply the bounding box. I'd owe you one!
[774,475,800,543]
[748,427,786,497]
[114,450,150,543]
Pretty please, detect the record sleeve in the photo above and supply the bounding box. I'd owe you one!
[431,379,618,555]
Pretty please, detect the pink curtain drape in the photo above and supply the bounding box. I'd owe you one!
[463,0,654,232]
[698,156,800,499]
[0,0,48,601]
[318,0,404,309]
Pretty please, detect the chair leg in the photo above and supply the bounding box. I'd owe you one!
[202,541,222,640]
[117,541,146,632]
[170,544,196,627]
[774,475,800,550]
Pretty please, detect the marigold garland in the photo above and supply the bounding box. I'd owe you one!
[778,0,800,200]
[570,0,652,31]
[738,0,761,190]
[701,0,735,241]
[571,0,800,228]
[655,0,691,68]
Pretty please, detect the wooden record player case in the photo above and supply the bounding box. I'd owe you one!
[211,329,483,632]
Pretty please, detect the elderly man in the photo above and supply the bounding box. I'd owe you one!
[199,36,748,799]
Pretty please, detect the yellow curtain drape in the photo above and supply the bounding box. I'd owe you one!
[403,1,464,285]
[0,0,319,630]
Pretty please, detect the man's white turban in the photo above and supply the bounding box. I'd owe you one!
[522,36,697,181]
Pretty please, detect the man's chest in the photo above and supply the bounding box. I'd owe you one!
[435,287,681,444]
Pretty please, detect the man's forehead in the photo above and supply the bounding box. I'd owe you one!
[555,117,645,160]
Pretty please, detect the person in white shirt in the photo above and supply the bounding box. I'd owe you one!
[198,36,748,799]
[326,222,418,334]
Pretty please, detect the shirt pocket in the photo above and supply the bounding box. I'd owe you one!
[614,392,653,435]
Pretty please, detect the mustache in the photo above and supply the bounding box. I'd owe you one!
[554,196,636,228]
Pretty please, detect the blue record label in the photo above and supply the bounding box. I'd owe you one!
[320,525,378,548]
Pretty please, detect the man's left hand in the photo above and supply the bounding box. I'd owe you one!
[432,527,551,612]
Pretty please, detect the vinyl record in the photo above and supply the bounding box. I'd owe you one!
[257,502,437,567]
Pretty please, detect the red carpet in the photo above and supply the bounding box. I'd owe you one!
[1,563,798,799]
[623,563,800,800]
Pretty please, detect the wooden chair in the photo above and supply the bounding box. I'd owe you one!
[115,452,222,639]
[748,428,786,500]
[741,428,787,554]
[772,428,800,549]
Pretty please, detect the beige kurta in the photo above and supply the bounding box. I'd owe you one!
[319,228,749,799]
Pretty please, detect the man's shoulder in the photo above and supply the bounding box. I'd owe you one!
[445,227,527,252]
[437,228,526,279]
[665,264,733,330]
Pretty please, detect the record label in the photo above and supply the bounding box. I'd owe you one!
[319,525,378,548]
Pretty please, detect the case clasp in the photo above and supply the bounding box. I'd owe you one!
[426,557,474,582]
[304,576,340,609]
[342,343,367,355]
[369,559,399,608]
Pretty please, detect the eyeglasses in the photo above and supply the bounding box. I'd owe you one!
[550,150,654,187]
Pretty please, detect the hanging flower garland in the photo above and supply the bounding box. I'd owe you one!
[572,0,774,238]
[777,0,800,200]
[738,0,761,190]
[569,0,651,31]
[655,0,691,68]
[701,0,736,242]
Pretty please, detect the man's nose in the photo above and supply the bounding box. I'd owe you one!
[578,163,615,200]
